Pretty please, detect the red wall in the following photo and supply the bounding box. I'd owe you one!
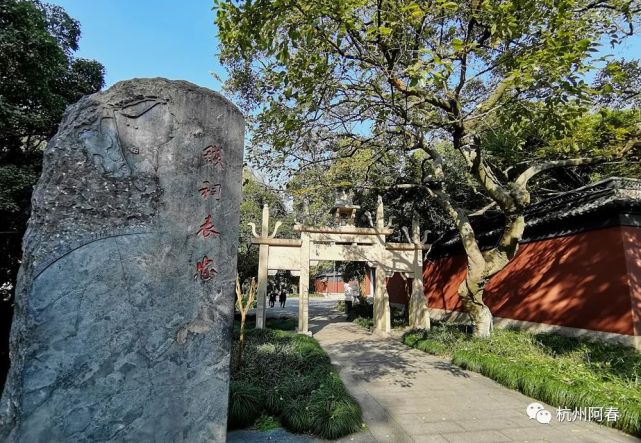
[423,226,640,336]
[362,273,371,296]
[314,278,343,294]
[387,273,411,305]
[314,273,372,296]
[423,255,467,312]
[313,271,411,300]
[622,226,641,338]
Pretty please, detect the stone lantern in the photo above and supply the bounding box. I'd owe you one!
[331,189,360,226]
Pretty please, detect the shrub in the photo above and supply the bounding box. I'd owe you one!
[229,327,363,439]
[281,397,313,432]
[347,299,407,330]
[353,316,373,329]
[309,372,363,439]
[390,305,408,328]
[228,381,264,429]
[346,299,373,321]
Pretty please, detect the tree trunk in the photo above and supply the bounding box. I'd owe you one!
[240,312,246,347]
[457,258,494,338]
[473,303,493,338]
[236,276,256,364]
[239,312,246,362]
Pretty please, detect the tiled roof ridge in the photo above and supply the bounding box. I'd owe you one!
[435,177,641,249]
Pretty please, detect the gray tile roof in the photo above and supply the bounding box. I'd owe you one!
[432,177,641,255]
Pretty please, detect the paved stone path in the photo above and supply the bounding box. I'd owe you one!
[308,302,640,443]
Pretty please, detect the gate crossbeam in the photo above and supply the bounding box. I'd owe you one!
[249,197,431,335]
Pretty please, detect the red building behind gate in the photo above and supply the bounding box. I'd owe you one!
[372,178,641,348]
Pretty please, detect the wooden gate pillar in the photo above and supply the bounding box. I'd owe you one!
[298,232,311,334]
[409,218,430,330]
[255,204,269,329]
[373,197,391,334]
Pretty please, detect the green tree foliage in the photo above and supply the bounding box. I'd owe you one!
[0,0,105,156]
[0,0,104,389]
[595,59,641,108]
[238,169,295,284]
[480,105,641,194]
[217,0,641,336]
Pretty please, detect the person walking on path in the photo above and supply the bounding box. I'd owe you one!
[344,282,353,313]
[268,291,276,308]
[279,287,287,308]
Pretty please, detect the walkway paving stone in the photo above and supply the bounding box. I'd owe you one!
[309,303,640,443]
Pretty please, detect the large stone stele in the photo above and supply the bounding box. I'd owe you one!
[0,78,244,442]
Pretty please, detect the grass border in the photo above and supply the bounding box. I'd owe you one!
[402,327,641,437]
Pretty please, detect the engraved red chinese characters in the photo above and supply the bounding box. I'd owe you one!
[197,214,221,238]
[203,145,224,170]
[194,255,217,281]
[199,181,222,200]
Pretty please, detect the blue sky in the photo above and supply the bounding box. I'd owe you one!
[49,0,226,90]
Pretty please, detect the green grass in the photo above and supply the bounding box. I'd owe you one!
[346,301,407,330]
[233,314,297,336]
[254,415,281,431]
[402,323,641,436]
[228,327,363,439]
[353,316,374,329]
[262,316,297,331]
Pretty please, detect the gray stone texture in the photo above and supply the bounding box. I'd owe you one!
[0,78,244,442]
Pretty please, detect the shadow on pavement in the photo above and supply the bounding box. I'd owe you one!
[307,300,469,388]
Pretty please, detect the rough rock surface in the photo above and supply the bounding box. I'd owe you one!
[0,78,244,442]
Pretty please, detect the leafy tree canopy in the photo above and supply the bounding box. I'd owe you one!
[217,0,641,242]
[0,0,104,158]
[0,0,104,308]
[217,0,639,178]
[238,169,295,284]
[217,0,641,336]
